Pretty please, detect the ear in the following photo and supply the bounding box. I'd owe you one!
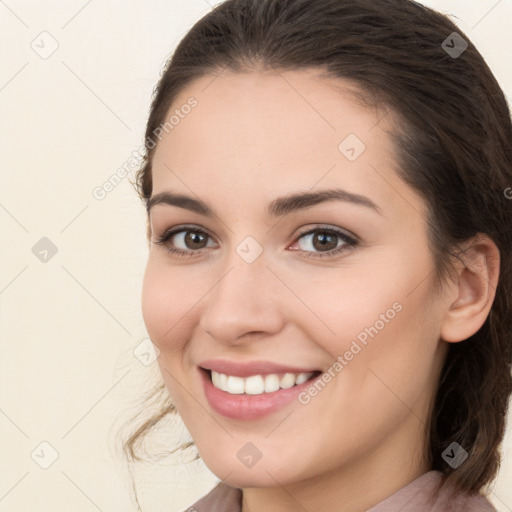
[440,233,500,343]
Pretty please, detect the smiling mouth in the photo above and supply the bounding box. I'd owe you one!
[201,368,322,396]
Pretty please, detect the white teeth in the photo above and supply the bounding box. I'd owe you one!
[211,370,220,388]
[264,374,280,393]
[295,372,311,385]
[245,375,265,395]
[219,372,228,391]
[210,370,315,395]
[280,373,296,389]
[226,375,245,394]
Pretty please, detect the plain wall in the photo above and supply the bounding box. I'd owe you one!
[1,1,511,511]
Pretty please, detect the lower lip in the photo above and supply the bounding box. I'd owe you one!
[200,368,320,420]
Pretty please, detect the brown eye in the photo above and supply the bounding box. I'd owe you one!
[154,227,217,256]
[292,227,359,259]
[184,231,209,249]
[297,230,343,253]
[311,232,338,251]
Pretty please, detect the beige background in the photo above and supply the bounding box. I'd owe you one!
[0,1,511,511]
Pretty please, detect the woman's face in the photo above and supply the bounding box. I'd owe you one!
[142,68,452,488]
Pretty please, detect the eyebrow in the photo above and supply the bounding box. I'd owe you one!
[146,188,383,218]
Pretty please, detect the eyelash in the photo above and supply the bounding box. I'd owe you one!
[154,224,359,260]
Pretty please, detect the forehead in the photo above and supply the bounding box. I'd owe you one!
[161,67,388,148]
[150,68,424,220]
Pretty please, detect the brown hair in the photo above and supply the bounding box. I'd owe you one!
[125,0,512,498]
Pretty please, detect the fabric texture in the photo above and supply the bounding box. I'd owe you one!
[183,470,497,511]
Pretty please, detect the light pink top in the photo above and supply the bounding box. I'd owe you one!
[184,471,496,511]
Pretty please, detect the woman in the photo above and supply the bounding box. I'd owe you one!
[125,0,512,510]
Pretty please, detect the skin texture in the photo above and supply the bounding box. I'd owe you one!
[141,68,500,512]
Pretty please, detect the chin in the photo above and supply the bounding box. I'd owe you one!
[198,448,305,489]
[210,466,285,488]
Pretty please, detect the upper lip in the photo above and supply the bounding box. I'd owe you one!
[199,358,321,377]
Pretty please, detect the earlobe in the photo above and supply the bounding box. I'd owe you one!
[440,234,500,343]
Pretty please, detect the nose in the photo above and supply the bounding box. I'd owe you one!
[198,252,286,345]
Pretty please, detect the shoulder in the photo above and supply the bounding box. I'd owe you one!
[369,470,497,512]
[431,473,497,512]
[182,481,242,512]
[183,471,497,512]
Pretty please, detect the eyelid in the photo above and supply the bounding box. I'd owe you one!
[155,223,356,242]
[293,223,357,241]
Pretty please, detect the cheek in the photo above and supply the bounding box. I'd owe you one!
[141,258,199,352]
[279,264,406,350]
[287,249,439,381]
[141,259,201,405]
